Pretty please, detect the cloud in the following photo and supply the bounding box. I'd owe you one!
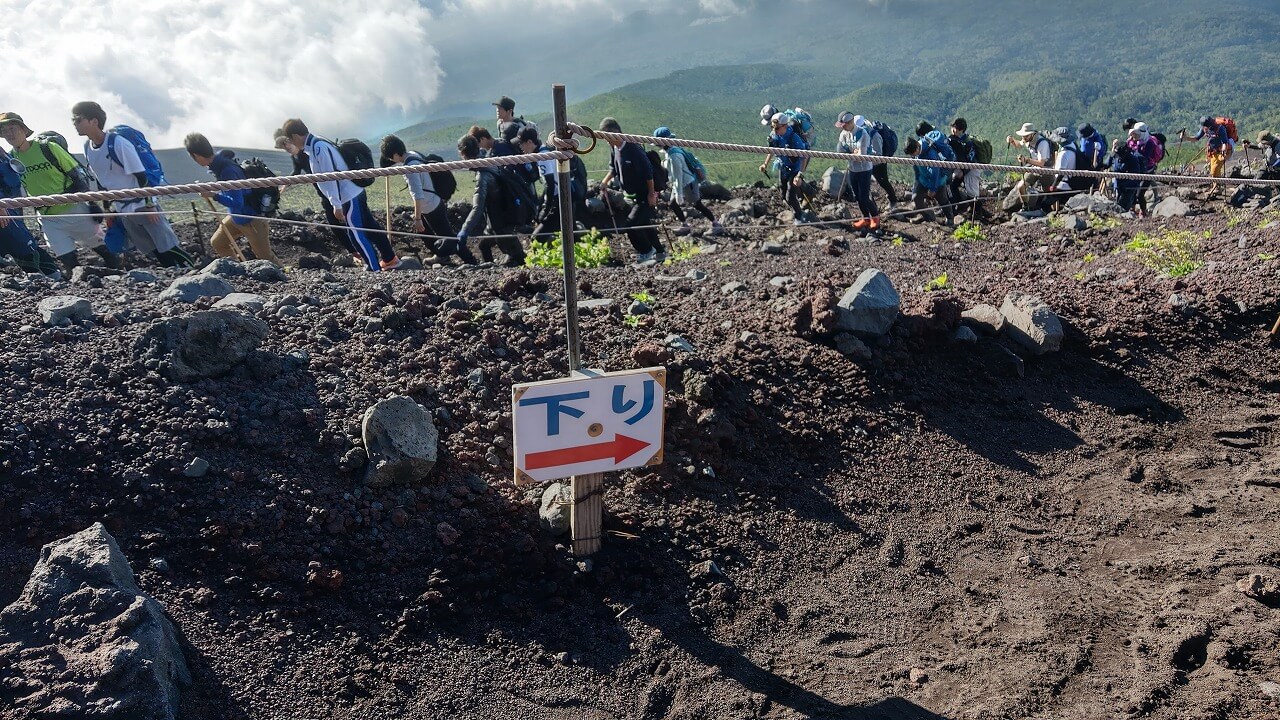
[2,0,442,149]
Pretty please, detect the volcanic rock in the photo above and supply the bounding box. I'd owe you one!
[362,396,439,487]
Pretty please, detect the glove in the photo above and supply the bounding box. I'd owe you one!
[457,231,467,243]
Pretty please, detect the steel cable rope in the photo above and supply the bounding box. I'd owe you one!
[562,124,1280,188]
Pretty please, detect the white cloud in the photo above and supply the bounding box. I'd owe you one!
[1,0,442,149]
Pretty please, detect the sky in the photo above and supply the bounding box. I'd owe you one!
[0,0,866,150]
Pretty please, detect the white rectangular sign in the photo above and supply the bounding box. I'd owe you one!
[512,367,666,484]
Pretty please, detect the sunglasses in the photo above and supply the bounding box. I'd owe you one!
[70,117,86,124]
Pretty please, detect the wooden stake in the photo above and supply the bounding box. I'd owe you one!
[1270,314,1280,335]
[571,472,603,555]
[384,177,393,238]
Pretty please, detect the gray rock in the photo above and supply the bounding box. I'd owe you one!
[723,197,768,218]
[124,269,160,284]
[134,310,270,382]
[324,282,349,296]
[761,242,785,255]
[276,305,301,318]
[770,276,796,287]
[481,299,511,317]
[0,523,189,720]
[953,326,979,343]
[722,281,748,294]
[332,254,357,268]
[159,274,234,303]
[201,257,246,278]
[396,256,425,270]
[298,253,330,270]
[362,396,439,487]
[1152,196,1191,218]
[834,332,872,359]
[1261,681,1280,699]
[577,298,614,311]
[821,166,846,197]
[183,457,210,478]
[213,292,267,312]
[685,269,708,281]
[1064,192,1122,216]
[665,334,695,353]
[1059,213,1087,231]
[37,295,92,325]
[467,368,486,390]
[243,259,286,282]
[999,293,1063,354]
[539,483,571,536]
[627,300,651,316]
[835,268,900,337]
[961,304,1006,335]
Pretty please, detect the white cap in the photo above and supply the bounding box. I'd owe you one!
[853,114,867,129]
[760,104,777,126]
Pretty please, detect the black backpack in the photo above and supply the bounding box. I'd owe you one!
[34,131,93,193]
[240,157,280,217]
[407,151,457,202]
[569,154,588,204]
[487,166,538,228]
[645,149,669,192]
[334,138,375,187]
[870,121,898,157]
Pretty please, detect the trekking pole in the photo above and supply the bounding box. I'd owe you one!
[190,201,207,257]
[996,142,1012,199]
[205,197,245,261]
[384,177,393,235]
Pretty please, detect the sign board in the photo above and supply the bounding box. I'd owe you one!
[512,367,666,484]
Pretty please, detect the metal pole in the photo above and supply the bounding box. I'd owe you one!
[553,84,581,372]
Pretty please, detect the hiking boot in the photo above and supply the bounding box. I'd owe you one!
[852,218,870,230]
[868,217,881,231]
[708,221,725,236]
[380,256,403,270]
[653,251,668,263]
[633,250,656,266]
[502,255,527,268]
[675,224,692,236]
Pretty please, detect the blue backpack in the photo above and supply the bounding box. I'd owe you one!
[0,149,22,198]
[923,130,956,161]
[869,121,898,157]
[783,108,815,146]
[1076,134,1108,171]
[105,125,166,186]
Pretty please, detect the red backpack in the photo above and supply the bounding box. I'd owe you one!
[1215,116,1239,144]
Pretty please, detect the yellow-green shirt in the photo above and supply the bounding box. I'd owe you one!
[12,141,78,215]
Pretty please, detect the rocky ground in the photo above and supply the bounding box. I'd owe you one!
[1,180,1279,720]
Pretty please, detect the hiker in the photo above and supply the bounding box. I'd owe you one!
[280,118,400,271]
[522,126,588,242]
[903,137,955,227]
[74,102,195,269]
[456,134,526,267]
[184,133,281,264]
[599,117,665,263]
[1247,131,1280,178]
[947,118,991,220]
[379,134,476,264]
[494,96,534,139]
[0,139,60,276]
[1005,123,1056,210]
[1178,116,1234,182]
[654,127,723,237]
[1111,140,1149,216]
[0,112,121,272]
[833,112,879,231]
[859,117,900,209]
[759,112,811,225]
[274,129,350,250]
[469,126,518,159]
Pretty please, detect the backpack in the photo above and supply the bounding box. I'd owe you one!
[407,151,457,201]
[487,165,538,228]
[332,138,375,187]
[1076,135,1108,171]
[35,133,93,193]
[239,156,280,217]
[925,130,955,161]
[870,121,898,157]
[673,147,706,182]
[1037,135,1060,156]
[972,137,993,164]
[569,153,588,204]
[784,108,815,146]
[948,135,976,163]
[1215,117,1239,144]
[645,149,669,192]
[0,149,21,198]
[105,125,166,186]
[1149,134,1166,165]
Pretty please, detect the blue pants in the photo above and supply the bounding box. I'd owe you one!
[342,192,395,271]
[0,210,58,275]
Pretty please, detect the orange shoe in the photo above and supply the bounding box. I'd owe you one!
[852,218,870,230]
[868,217,881,231]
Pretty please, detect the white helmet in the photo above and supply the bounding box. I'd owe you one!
[760,104,778,126]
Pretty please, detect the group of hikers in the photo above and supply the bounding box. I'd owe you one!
[3,95,1280,276]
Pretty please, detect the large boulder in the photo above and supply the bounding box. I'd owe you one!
[200,257,246,278]
[1152,196,1191,218]
[362,396,439,487]
[821,166,847,198]
[1064,193,1123,216]
[961,304,1006,335]
[835,268,900,337]
[539,483,572,536]
[0,523,190,719]
[243,259,286,282]
[135,309,270,381]
[999,293,1063,354]
[37,295,92,325]
[158,274,234,304]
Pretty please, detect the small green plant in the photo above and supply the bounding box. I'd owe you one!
[923,272,951,292]
[665,239,701,264]
[630,291,655,304]
[622,315,643,328]
[1259,208,1280,230]
[1074,271,1086,281]
[1258,252,1276,261]
[525,228,612,270]
[1046,215,1065,230]
[1224,207,1249,228]
[470,309,485,323]
[1120,229,1206,278]
[717,260,731,267]
[1083,252,1098,263]
[951,221,986,242]
[1089,214,1120,231]
[891,235,905,247]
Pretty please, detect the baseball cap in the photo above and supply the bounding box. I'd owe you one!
[493,96,516,112]
[760,104,778,126]
[653,126,674,139]
[834,111,855,128]
[770,112,787,126]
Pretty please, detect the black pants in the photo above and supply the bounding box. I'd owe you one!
[669,197,715,223]
[778,165,804,215]
[871,163,898,204]
[914,183,955,223]
[0,214,58,276]
[532,203,561,242]
[478,224,525,264]
[625,200,663,254]
[847,170,877,218]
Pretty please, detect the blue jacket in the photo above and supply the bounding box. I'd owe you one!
[768,126,807,173]
[913,145,948,191]
[209,152,254,224]
[1194,123,1231,154]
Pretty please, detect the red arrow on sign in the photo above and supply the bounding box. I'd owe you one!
[525,434,650,471]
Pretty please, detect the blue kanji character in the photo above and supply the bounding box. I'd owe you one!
[519,390,589,435]
[612,380,654,426]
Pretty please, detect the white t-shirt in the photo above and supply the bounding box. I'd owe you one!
[84,133,148,212]
[404,156,440,213]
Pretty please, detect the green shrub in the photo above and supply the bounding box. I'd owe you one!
[525,228,612,270]
[951,221,985,242]
[1120,229,1206,277]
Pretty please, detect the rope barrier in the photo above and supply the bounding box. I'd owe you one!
[565,124,1280,188]
[0,151,572,212]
